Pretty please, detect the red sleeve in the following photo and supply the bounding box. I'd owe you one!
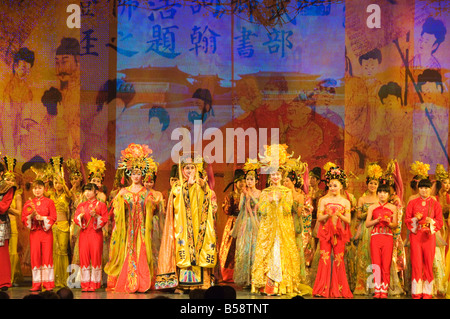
[98,202,109,228]
[74,203,84,227]
[404,200,415,231]
[47,199,57,226]
[0,188,15,214]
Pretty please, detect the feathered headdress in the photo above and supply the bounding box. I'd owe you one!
[366,162,383,183]
[284,155,308,188]
[324,163,348,188]
[435,164,449,182]
[143,159,159,183]
[243,158,260,180]
[87,157,106,181]
[49,156,64,182]
[410,161,430,180]
[3,155,17,181]
[118,144,153,177]
[258,144,293,173]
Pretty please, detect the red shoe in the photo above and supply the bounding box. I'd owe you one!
[422,294,432,299]
[373,292,381,299]
[29,283,41,292]
[88,286,96,292]
[380,292,388,299]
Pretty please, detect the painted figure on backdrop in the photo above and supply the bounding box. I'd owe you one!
[47,157,72,288]
[231,159,261,288]
[54,37,81,159]
[65,158,85,281]
[188,88,214,125]
[282,156,312,287]
[312,164,353,298]
[365,182,398,299]
[40,88,62,161]
[232,76,260,129]
[142,161,165,283]
[74,183,108,292]
[251,144,312,297]
[155,153,217,292]
[405,177,443,299]
[353,163,383,296]
[146,106,171,164]
[383,160,406,297]
[4,156,24,286]
[284,93,324,169]
[22,179,56,292]
[0,158,17,291]
[219,169,246,283]
[412,69,449,170]
[105,144,155,293]
[432,164,449,297]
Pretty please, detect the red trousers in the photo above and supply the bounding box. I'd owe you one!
[79,230,103,289]
[410,231,435,299]
[370,234,393,294]
[313,236,353,298]
[30,230,54,289]
[0,240,11,288]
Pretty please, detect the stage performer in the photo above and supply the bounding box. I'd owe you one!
[0,159,17,291]
[74,183,108,292]
[312,164,353,298]
[104,144,155,293]
[251,144,312,296]
[219,168,246,282]
[47,156,72,288]
[353,163,383,295]
[22,179,57,291]
[231,159,261,288]
[405,178,443,299]
[155,153,217,293]
[365,183,398,298]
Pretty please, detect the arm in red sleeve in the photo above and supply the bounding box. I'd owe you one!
[404,200,415,231]
[432,200,443,232]
[0,188,15,214]
[97,202,109,229]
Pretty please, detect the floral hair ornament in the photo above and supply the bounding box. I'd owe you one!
[143,160,159,183]
[243,158,261,180]
[410,161,430,180]
[366,162,383,183]
[284,155,308,188]
[435,164,449,182]
[49,156,65,183]
[87,157,106,181]
[258,144,293,174]
[324,162,348,188]
[118,143,153,177]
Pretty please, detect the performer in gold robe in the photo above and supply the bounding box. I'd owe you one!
[155,153,217,293]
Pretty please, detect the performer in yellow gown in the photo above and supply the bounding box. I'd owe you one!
[47,156,72,288]
[251,144,312,296]
[155,153,217,292]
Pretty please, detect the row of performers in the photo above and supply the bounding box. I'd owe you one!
[0,143,448,299]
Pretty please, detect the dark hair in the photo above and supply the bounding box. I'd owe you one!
[421,16,447,54]
[148,106,170,131]
[95,79,135,112]
[378,82,403,105]
[285,170,302,188]
[41,87,62,116]
[56,287,74,299]
[377,183,390,194]
[38,290,60,299]
[418,178,432,188]
[418,69,443,93]
[83,182,99,192]
[410,175,420,191]
[13,47,35,73]
[0,162,5,173]
[56,37,80,56]
[192,88,212,107]
[358,48,382,65]
[32,179,45,188]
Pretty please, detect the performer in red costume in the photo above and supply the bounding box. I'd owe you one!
[365,182,398,299]
[0,160,16,291]
[74,183,108,292]
[405,178,443,299]
[22,179,57,292]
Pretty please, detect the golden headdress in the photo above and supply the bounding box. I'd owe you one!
[3,155,17,181]
[284,155,308,188]
[87,157,106,181]
[258,144,293,173]
[366,162,383,183]
[49,156,64,182]
[65,158,82,180]
[435,164,449,182]
[410,161,430,180]
[243,158,260,179]
[118,143,154,177]
[323,162,348,188]
[143,159,159,182]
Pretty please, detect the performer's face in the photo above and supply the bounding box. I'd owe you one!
[367,180,379,193]
[84,188,96,201]
[418,186,431,199]
[169,177,179,187]
[182,164,196,179]
[53,179,63,192]
[70,175,82,188]
[235,179,245,191]
[144,178,154,190]
[309,175,319,187]
[442,179,450,193]
[283,176,294,189]
[131,170,142,184]
[328,179,342,195]
[270,171,282,185]
[91,177,102,187]
[246,174,256,188]
[32,185,45,198]
[377,191,389,203]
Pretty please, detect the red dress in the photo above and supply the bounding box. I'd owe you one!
[0,188,15,289]
[312,203,353,298]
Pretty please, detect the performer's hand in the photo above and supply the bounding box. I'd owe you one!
[425,217,433,224]
[415,213,423,220]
